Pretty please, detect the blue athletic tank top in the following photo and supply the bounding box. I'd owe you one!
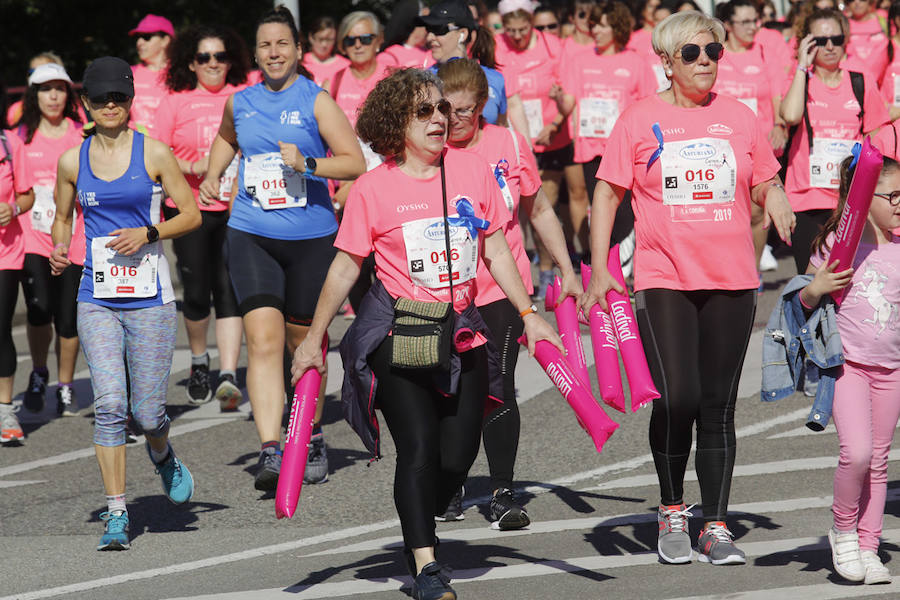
[230,76,336,241]
[76,131,174,308]
[430,60,507,125]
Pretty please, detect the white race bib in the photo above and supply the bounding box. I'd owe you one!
[578,98,619,139]
[737,97,758,115]
[91,236,160,299]
[219,155,240,203]
[523,98,544,140]
[243,152,308,210]
[401,216,478,289]
[809,137,854,189]
[30,184,55,235]
[661,138,737,221]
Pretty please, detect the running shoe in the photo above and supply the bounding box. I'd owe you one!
[56,386,78,416]
[435,487,465,522]
[697,521,746,565]
[214,374,242,412]
[657,503,693,564]
[489,488,530,531]
[759,244,778,272]
[533,270,555,302]
[146,442,195,504]
[97,510,130,551]
[411,561,456,600]
[254,446,282,491]
[0,403,24,444]
[861,549,891,584]
[304,432,329,484]
[829,528,865,582]
[124,413,141,444]
[23,369,47,413]
[342,303,356,320]
[186,363,212,405]
[619,229,636,279]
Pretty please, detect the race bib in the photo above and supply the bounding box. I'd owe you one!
[401,216,478,289]
[523,98,544,140]
[243,152,308,210]
[661,138,737,221]
[737,97,758,115]
[31,184,55,235]
[578,98,619,139]
[91,236,160,299]
[219,155,240,203]
[809,137,854,189]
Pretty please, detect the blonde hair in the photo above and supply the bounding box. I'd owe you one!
[652,11,725,57]
[336,11,383,55]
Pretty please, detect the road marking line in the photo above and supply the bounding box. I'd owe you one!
[0,479,46,488]
[665,580,900,600]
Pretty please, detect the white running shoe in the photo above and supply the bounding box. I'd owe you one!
[829,528,866,582]
[759,244,778,272]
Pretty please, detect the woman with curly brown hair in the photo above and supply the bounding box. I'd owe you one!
[291,67,561,600]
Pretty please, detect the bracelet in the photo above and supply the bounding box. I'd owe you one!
[519,304,538,318]
[799,292,815,310]
[770,182,785,192]
[797,65,809,74]
[13,203,21,217]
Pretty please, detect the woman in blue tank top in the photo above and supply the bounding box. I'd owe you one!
[199,7,365,492]
[50,56,201,551]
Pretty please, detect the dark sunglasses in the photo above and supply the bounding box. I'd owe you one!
[813,34,845,46]
[577,10,587,18]
[678,42,724,63]
[342,34,376,48]
[415,99,451,121]
[88,92,131,105]
[136,33,162,41]
[874,190,900,206]
[535,23,559,31]
[195,51,229,64]
[425,23,461,36]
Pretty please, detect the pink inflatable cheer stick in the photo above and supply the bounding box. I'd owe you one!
[827,136,883,305]
[519,335,618,452]
[276,337,328,519]
[545,275,590,387]
[606,246,660,411]
[580,263,626,413]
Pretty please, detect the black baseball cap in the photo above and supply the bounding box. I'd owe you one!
[82,57,135,99]
[418,0,478,30]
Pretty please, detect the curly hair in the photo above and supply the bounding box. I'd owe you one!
[357,68,443,158]
[20,81,83,144]
[591,1,635,49]
[165,24,251,92]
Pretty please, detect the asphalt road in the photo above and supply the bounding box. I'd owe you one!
[2,248,900,600]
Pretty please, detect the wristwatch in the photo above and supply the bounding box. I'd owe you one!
[519,304,538,318]
[304,156,317,175]
[146,225,160,243]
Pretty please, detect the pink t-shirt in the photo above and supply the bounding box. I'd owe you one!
[560,49,657,163]
[494,31,570,153]
[130,64,169,136]
[155,84,245,211]
[0,131,32,270]
[20,120,85,263]
[713,44,779,130]
[331,63,393,129]
[596,93,779,291]
[847,16,889,82]
[457,124,540,305]
[872,120,900,159]
[382,44,433,69]
[336,148,505,312]
[878,40,900,106]
[782,70,890,212]
[810,234,900,368]
[755,27,793,83]
[302,54,351,87]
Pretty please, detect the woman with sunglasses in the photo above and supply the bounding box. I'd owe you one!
[301,16,350,88]
[331,11,394,128]
[846,0,890,82]
[781,8,890,273]
[155,25,251,410]
[581,11,795,566]
[564,0,599,53]
[437,57,580,529]
[534,5,562,37]
[16,63,84,417]
[291,66,561,600]
[128,14,175,136]
[50,56,201,550]
[199,6,365,492]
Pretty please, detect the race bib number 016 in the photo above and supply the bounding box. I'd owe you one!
[401,216,478,290]
[244,151,308,210]
[30,184,55,235]
[809,137,854,189]
[91,236,160,298]
[661,138,737,222]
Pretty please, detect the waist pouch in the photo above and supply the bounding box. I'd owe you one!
[390,297,455,370]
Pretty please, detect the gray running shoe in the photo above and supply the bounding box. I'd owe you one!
[303,433,329,484]
[254,446,282,491]
[0,403,25,444]
[697,521,746,565]
[435,487,465,522]
[657,503,694,564]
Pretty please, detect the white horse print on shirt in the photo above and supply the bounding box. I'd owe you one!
[853,266,898,336]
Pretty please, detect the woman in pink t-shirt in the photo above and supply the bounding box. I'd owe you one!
[846,0,890,82]
[382,0,433,68]
[156,24,252,410]
[291,68,560,598]
[330,12,393,129]
[128,14,175,136]
[781,8,891,272]
[582,11,795,566]
[438,58,580,529]
[17,63,84,417]
[301,16,351,88]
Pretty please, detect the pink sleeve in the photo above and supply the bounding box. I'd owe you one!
[595,113,635,189]
[863,73,892,133]
[750,114,781,186]
[334,178,375,258]
[515,131,541,196]
[11,135,32,193]
[154,95,176,147]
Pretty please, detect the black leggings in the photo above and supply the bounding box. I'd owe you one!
[635,288,756,522]
[163,207,239,321]
[0,270,19,377]
[20,253,80,338]
[478,298,523,491]
[791,209,831,274]
[582,156,634,247]
[371,337,488,549]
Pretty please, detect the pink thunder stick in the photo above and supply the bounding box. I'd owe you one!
[545,275,590,387]
[580,263,626,412]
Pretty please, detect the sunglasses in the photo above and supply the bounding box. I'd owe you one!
[678,42,724,63]
[136,33,161,41]
[425,23,461,36]
[491,22,504,31]
[195,51,229,64]
[874,191,900,206]
[577,10,587,18]
[813,34,845,46]
[88,92,131,105]
[535,23,559,31]
[342,34,376,48]
[415,99,451,121]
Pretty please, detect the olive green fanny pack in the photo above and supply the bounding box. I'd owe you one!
[390,297,455,370]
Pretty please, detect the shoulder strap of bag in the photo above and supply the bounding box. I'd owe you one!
[330,68,346,100]
[440,153,454,305]
[849,70,865,136]
[0,131,11,166]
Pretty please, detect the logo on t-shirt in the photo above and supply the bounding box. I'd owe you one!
[744,65,761,75]
[614,68,631,78]
[279,110,302,125]
[707,123,733,136]
[78,190,99,207]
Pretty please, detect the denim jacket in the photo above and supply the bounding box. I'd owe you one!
[761,274,844,431]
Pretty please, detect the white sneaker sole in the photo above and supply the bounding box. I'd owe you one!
[698,553,746,565]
